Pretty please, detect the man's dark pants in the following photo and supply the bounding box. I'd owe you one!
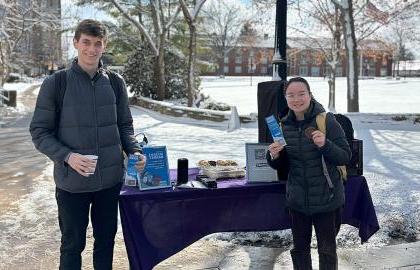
[289,208,342,270]
[55,183,122,270]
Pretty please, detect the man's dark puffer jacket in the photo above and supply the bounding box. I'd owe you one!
[267,99,351,215]
[30,59,140,193]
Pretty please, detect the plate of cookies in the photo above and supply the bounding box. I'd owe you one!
[197,159,245,180]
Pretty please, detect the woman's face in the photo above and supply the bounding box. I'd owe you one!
[285,82,311,115]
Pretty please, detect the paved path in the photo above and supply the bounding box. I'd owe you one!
[0,84,47,211]
[152,237,420,270]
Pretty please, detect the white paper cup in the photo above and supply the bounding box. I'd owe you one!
[84,155,98,175]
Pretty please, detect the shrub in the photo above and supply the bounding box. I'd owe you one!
[124,44,200,101]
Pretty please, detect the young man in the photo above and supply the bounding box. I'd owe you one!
[30,19,145,270]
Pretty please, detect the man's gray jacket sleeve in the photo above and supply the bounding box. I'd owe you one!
[116,77,141,155]
[29,76,72,163]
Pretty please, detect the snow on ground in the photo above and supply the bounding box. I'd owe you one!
[0,77,419,266]
[131,106,420,248]
[3,83,33,93]
[131,76,420,247]
[200,76,420,115]
[1,82,41,120]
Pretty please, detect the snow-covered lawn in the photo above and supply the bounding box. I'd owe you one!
[131,106,420,247]
[130,76,420,246]
[200,76,420,115]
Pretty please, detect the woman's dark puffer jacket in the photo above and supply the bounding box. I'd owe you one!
[268,99,351,215]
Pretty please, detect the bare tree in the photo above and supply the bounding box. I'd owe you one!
[238,22,259,85]
[334,0,420,112]
[387,17,418,76]
[179,0,207,106]
[288,0,343,111]
[201,0,249,76]
[78,0,182,101]
[111,0,181,100]
[330,0,359,112]
[354,0,420,42]
[0,0,59,87]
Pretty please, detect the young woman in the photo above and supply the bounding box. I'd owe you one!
[267,77,351,269]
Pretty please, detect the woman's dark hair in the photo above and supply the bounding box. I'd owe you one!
[284,77,311,95]
[74,19,108,41]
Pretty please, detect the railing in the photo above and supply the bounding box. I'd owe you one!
[0,88,9,106]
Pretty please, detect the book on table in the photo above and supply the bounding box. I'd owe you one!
[138,146,171,190]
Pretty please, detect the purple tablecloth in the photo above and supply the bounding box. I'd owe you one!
[119,168,379,270]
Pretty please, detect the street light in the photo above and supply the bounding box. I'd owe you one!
[272,0,287,81]
[257,0,289,143]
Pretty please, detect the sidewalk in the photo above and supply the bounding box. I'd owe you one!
[154,238,420,270]
[340,241,420,269]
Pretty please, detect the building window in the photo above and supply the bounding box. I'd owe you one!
[380,68,387,76]
[261,66,268,74]
[223,65,229,74]
[299,66,308,76]
[235,66,242,73]
[224,56,229,64]
[235,55,242,64]
[311,67,320,77]
[299,53,308,65]
[261,56,268,65]
[368,64,375,76]
[336,67,342,76]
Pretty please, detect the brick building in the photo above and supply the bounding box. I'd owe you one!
[201,36,393,77]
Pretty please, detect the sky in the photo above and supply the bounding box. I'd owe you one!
[60,1,419,60]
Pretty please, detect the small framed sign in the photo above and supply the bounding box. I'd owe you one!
[245,143,278,183]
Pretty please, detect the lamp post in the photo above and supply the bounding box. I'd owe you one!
[272,0,287,81]
[257,0,289,144]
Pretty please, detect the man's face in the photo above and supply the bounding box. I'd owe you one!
[73,34,106,67]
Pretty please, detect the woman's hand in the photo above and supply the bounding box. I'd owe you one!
[311,130,326,148]
[268,141,285,160]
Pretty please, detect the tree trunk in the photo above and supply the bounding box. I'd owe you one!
[0,47,7,88]
[155,44,166,101]
[328,72,336,112]
[328,8,341,112]
[218,54,225,76]
[341,0,359,112]
[186,23,197,107]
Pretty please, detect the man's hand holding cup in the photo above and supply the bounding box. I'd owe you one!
[68,153,98,177]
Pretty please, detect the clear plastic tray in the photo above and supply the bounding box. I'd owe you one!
[201,166,246,180]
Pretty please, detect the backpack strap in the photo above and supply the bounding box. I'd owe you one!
[105,70,122,105]
[54,69,67,129]
[316,112,327,134]
[316,112,347,182]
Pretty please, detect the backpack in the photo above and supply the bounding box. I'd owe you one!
[316,112,349,181]
[53,69,123,121]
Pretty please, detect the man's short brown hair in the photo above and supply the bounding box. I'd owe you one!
[74,19,108,41]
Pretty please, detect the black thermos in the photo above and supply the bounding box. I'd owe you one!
[177,158,189,185]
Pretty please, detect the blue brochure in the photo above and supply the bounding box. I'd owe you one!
[124,154,140,186]
[139,146,171,190]
[265,115,287,145]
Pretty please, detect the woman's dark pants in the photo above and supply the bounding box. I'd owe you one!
[289,208,342,270]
